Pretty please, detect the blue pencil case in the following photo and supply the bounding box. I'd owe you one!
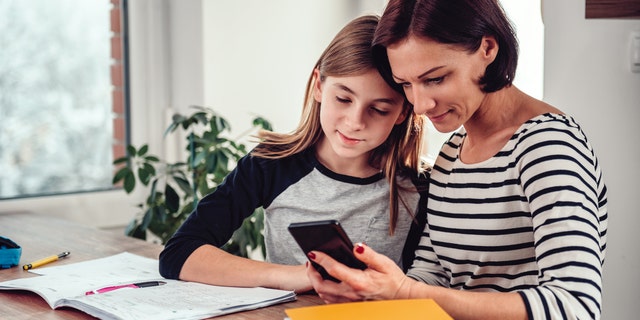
[0,236,22,269]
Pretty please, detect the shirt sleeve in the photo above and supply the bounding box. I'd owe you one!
[406,221,452,287]
[516,118,607,320]
[158,153,267,279]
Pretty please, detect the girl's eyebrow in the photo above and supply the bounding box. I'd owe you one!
[333,83,399,105]
[392,65,445,82]
[333,83,355,94]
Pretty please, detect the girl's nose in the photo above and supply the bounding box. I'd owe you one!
[346,107,366,130]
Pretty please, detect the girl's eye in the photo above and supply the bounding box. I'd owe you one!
[371,107,390,115]
[336,96,351,104]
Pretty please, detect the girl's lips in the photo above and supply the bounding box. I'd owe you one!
[338,131,361,145]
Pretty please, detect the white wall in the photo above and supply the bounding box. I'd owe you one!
[542,1,640,318]
[200,1,386,141]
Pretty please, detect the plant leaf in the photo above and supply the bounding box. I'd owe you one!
[137,168,149,185]
[144,155,160,162]
[253,116,272,131]
[141,208,154,230]
[125,219,146,240]
[173,176,192,195]
[165,184,180,213]
[123,170,136,193]
[138,144,149,156]
[113,167,131,184]
[126,145,137,157]
[148,179,159,204]
[113,157,129,165]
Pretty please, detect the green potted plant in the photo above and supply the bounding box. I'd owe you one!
[112,106,271,258]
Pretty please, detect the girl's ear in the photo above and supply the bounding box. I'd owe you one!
[394,105,409,125]
[312,68,323,103]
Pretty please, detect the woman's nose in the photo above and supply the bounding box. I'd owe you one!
[409,88,436,115]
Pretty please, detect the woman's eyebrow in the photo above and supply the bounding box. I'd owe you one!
[393,65,445,82]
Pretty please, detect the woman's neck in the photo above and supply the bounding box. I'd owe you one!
[460,85,563,164]
[459,86,527,163]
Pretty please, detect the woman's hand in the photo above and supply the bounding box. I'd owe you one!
[306,243,412,303]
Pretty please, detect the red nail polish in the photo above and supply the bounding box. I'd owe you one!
[355,244,365,254]
[307,252,316,260]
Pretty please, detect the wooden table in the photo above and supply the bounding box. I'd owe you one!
[0,211,322,319]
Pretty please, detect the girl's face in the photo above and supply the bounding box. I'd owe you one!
[386,35,497,133]
[313,69,406,170]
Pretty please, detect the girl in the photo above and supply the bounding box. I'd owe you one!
[159,15,428,294]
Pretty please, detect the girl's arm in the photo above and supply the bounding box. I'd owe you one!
[180,244,312,293]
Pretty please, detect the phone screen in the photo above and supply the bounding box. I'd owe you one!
[288,220,366,282]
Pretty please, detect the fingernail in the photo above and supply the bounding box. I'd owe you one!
[305,261,309,267]
[355,243,365,254]
[307,252,316,260]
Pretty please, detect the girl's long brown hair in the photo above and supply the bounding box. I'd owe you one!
[251,15,426,234]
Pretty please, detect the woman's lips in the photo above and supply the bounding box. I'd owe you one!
[428,110,449,123]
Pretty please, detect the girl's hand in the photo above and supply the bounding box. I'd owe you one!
[306,243,412,303]
[274,264,314,294]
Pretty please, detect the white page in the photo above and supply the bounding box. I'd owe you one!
[0,252,296,319]
[0,252,161,308]
[67,281,296,320]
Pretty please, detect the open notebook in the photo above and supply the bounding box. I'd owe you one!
[0,252,296,320]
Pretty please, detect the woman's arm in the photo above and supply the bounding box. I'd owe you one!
[307,243,527,320]
[515,116,607,320]
[180,245,312,293]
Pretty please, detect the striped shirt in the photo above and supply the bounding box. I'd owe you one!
[407,113,608,320]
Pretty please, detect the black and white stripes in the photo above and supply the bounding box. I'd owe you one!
[407,113,608,320]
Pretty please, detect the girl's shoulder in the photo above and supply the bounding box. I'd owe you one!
[240,147,317,176]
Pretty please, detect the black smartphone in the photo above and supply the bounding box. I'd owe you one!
[288,220,367,282]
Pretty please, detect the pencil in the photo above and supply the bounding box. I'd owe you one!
[22,251,70,270]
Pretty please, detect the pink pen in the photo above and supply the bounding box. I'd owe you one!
[85,281,166,295]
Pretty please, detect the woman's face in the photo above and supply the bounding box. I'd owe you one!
[313,69,406,165]
[386,35,496,133]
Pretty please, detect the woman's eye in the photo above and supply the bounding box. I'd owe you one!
[426,76,444,85]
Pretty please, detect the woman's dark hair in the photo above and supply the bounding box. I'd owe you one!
[372,0,519,93]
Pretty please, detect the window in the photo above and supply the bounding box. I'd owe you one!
[0,0,128,199]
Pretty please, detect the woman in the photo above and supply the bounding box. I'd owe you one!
[306,1,608,319]
[159,15,428,294]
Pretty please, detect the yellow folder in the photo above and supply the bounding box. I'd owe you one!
[285,298,453,320]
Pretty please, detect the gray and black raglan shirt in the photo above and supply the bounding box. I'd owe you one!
[159,147,428,279]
